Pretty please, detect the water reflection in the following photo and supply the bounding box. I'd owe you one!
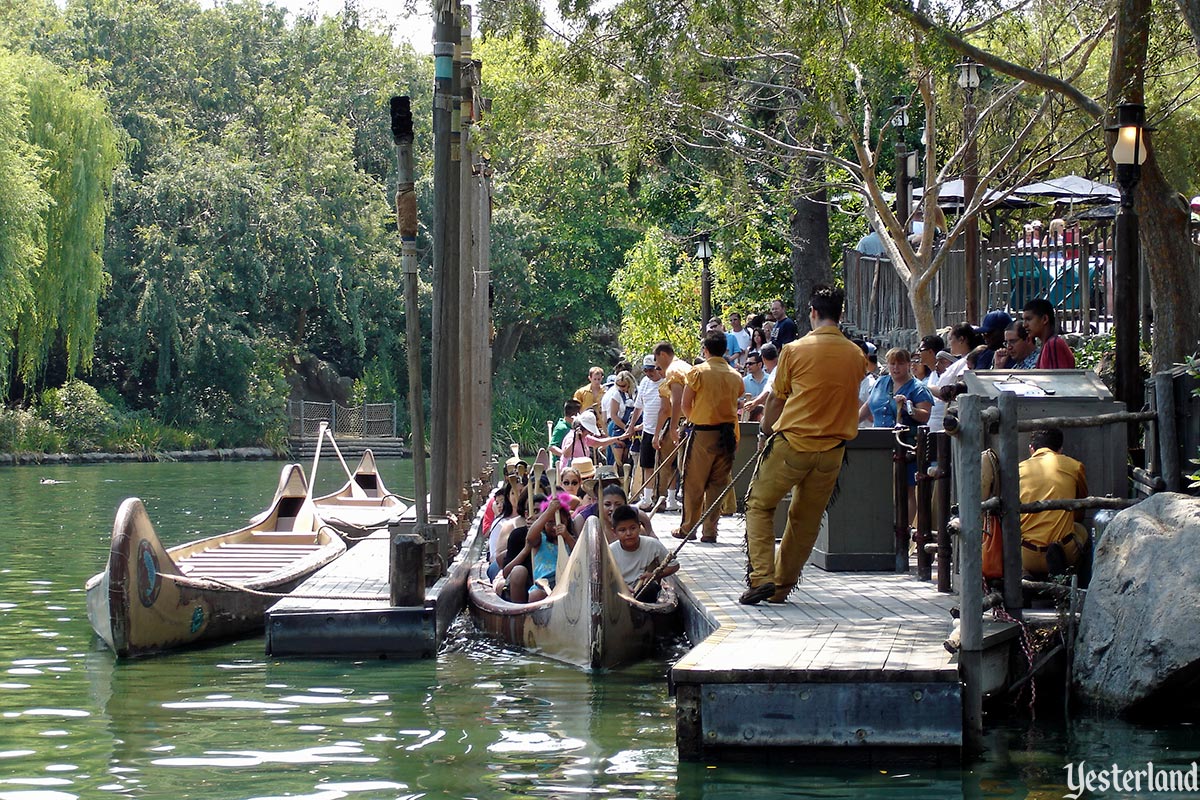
[0,460,1197,798]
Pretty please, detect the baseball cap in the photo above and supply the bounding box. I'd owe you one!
[978,310,1012,334]
[642,354,656,368]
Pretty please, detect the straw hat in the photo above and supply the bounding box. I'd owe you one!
[569,457,596,480]
[576,410,601,436]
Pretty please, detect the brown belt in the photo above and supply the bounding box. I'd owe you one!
[1021,535,1078,553]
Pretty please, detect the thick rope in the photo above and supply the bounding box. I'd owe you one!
[632,447,759,600]
[161,572,389,602]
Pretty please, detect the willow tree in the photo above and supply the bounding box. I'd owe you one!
[0,50,122,395]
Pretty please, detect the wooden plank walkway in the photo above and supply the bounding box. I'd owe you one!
[265,517,483,659]
[651,508,968,760]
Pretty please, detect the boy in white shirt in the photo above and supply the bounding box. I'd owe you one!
[608,505,678,597]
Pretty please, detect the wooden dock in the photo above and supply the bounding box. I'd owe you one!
[265,517,483,659]
[651,509,983,762]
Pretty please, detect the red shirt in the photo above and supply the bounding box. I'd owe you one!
[1036,335,1075,369]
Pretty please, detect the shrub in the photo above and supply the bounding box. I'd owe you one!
[38,380,115,452]
[0,407,64,454]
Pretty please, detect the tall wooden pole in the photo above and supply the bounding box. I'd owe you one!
[430,0,456,515]
[390,96,428,530]
[476,93,493,477]
[444,0,464,508]
[458,6,477,492]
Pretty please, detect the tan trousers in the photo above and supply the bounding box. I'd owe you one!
[680,429,733,538]
[744,436,844,589]
[1021,522,1087,575]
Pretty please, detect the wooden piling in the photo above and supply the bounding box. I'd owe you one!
[1154,372,1181,492]
[996,392,1023,617]
[935,432,953,593]
[953,393,984,753]
[390,532,426,607]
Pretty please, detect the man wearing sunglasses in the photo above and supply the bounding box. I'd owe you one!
[741,353,768,422]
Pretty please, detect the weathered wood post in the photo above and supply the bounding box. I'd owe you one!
[996,391,1023,617]
[474,90,493,480]
[430,0,457,516]
[893,437,911,573]
[935,431,953,593]
[954,392,984,752]
[915,425,933,581]
[390,532,426,607]
[390,95,431,606]
[1154,372,1180,492]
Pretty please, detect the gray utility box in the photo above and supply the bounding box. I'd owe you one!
[734,422,896,567]
[811,426,900,572]
[963,370,1127,507]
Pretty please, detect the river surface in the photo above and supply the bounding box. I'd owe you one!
[0,459,1195,799]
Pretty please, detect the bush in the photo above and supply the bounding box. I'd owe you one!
[0,407,64,454]
[38,380,115,452]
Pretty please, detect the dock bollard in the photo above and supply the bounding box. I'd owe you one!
[390,531,426,607]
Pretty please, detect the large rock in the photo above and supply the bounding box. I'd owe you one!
[1074,492,1200,714]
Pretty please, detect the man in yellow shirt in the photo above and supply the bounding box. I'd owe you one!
[1018,428,1089,577]
[674,331,744,543]
[653,341,691,511]
[741,285,868,605]
[573,367,605,421]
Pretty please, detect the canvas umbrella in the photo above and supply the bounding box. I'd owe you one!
[1012,175,1121,206]
[913,179,1034,210]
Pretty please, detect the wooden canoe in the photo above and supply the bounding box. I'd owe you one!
[312,449,409,542]
[468,517,679,669]
[85,463,346,658]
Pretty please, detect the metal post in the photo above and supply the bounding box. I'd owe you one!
[390,95,429,531]
[936,431,953,593]
[895,142,909,238]
[700,259,711,338]
[915,425,932,582]
[963,94,979,324]
[955,393,985,752]
[1155,372,1180,492]
[996,391,1024,618]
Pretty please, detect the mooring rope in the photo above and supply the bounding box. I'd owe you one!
[160,572,390,602]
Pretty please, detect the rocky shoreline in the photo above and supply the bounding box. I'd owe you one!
[0,447,279,466]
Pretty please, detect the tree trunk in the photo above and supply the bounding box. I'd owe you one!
[789,156,832,334]
[491,320,527,371]
[1110,0,1200,369]
[1177,0,1200,59]
[909,271,936,335]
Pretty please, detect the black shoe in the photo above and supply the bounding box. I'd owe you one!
[738,582,776,605]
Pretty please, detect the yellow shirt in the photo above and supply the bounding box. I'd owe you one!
[771,326,869,452]
[684,357,744,426]
[1018,447,1088,547]
[573,384,601,414]
[658,357,691,401]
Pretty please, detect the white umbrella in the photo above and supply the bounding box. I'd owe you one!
[1012,175,1120,205]
[913,179,1034,210]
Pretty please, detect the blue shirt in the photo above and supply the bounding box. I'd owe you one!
[743,371,769,398]
[725,332,742,355]
[868,375,935,435]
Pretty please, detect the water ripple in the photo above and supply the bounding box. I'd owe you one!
[151,745,378,768]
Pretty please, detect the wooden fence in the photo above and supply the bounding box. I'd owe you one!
[287,400,397,439]
[842,221,1121,336]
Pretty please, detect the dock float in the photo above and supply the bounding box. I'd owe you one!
[265,515,483,659]
[654,511,974,762]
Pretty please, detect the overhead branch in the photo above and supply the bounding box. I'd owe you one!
[884,0,1105,119]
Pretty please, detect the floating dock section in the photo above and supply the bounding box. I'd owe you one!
[265,514,483,658]
[657,512,974,761]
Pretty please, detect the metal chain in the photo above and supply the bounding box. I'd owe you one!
[992,596,1038,715]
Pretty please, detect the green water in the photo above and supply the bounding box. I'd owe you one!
[0,460,1195,799]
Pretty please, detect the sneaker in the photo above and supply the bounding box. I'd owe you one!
[637,497,655,512]
[738,582,776,605]
[664,497,680,512]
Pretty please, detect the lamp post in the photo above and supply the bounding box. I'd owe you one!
[695,233,714,338]
[891,95,911,236]
[957,57,981,324]
[1109,102,1149,451]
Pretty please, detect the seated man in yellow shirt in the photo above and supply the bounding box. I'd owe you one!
[1017,427,1089,578]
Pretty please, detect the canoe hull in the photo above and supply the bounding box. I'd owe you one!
[86,465,346,658]
[468,521,678,669]
[313,449,409,542]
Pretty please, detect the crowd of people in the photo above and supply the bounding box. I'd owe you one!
[482,287,1084,607]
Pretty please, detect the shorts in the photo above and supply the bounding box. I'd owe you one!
[639,431,658,469]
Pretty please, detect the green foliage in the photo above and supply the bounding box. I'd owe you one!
[0,407,62,454]
[610,227,701,362]
[1185,354,1200,490]
[1073,330,1116,371]
[38,379,114,452]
